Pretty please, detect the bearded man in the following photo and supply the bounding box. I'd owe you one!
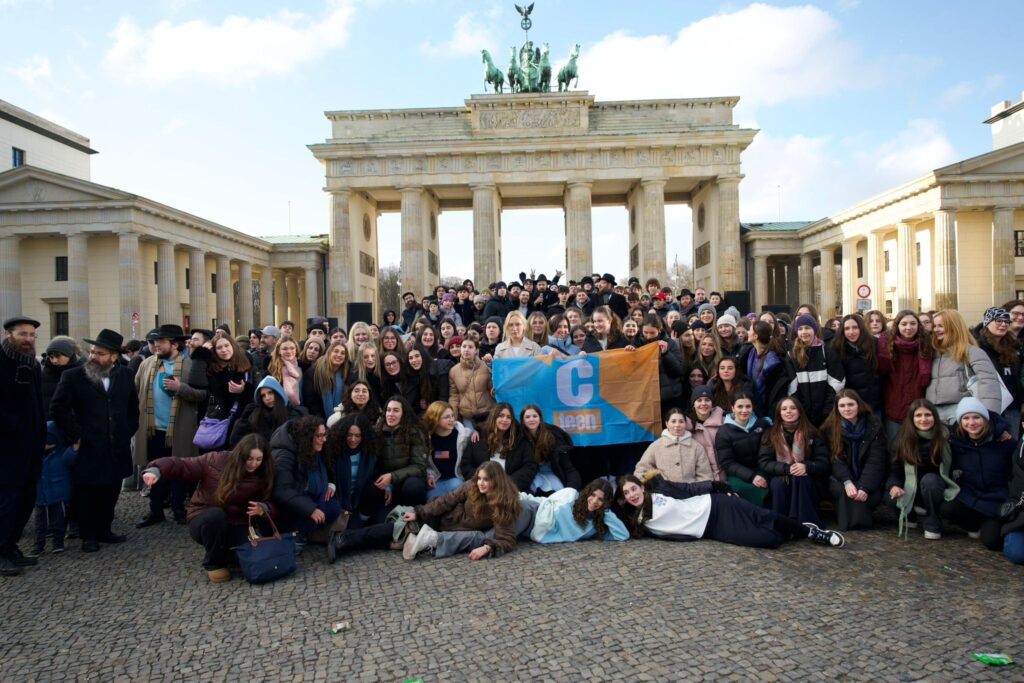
[0,316,46,575]
[51,329,139,552]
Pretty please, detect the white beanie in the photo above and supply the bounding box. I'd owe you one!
[954,397,988,423]
[716,314,737,329]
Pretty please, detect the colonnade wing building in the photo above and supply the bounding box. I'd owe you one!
[0,99,325,350]
[743,92,1024,323]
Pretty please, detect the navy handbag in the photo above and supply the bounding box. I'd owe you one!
[233,514,297,584]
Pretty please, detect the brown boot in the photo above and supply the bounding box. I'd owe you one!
[207,568,231,583]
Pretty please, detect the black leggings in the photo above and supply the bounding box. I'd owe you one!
[703,493,806,549]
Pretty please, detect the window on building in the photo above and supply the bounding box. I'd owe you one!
[916,243,922,266]
[884,250,890,273]
[211,273,217,294]
[856,257,863,279]
[55,256,68,282]
[1017,290,1024,300]
[154,262,159,285]
[884,299,893,316]
[1015,231,1024,257]
[52,311,68,337]
[917,298,922,312]
[185,267,190,290]
[12,148,25,168]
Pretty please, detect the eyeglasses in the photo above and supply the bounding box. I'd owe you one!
[1010,312,1024,320]
[384,360,400,368]
[990,319,1010,326]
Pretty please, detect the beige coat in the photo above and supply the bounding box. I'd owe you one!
[132,353,207,465]
[448,359,495,420]
[635,430,713,484]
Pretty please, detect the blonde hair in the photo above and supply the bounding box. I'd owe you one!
[503,311,529,342]
[347,322,372,362]
[932,310,976,365]
[355,341,380,383]
[266,338,299,382]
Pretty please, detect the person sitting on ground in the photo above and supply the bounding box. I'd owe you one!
[270,415,341,551]
[459,402,537,492]
[757,396,830,526]
[229,376,307,447]
[523,479,629,544]
[635,407,713,484]
[820,389,888,531]
[423,400,475,500]
[400,461,525,561]
[364,396,429,514]
[142,433,275,583]
[520,404,581,494]
[715,391,773,506]
[684,385,726,482]
[614,472,845,548]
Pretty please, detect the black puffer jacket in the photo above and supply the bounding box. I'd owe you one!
[836,342,883,413]
[41,354,84,414]
[638,335,686,405]
[715,416,772,484]
[460,426,538,491]
[270,420,333,521]
[822,414,888,494]
[973,325,1024,406]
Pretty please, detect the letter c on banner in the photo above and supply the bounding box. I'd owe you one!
[556,359,594,407]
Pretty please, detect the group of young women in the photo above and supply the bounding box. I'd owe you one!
[136,281,1024,581]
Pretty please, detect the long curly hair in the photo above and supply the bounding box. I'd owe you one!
[484,403,518,458]
[214,433,272,506]
[288,415,326,469]
[572,478,613,539]
[325,412,377,478]
[341,380,381,424]
[466,461,521,527]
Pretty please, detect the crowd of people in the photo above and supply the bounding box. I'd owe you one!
[3,269,1023,581]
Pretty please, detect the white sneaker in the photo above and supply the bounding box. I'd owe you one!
[924,530,942,540]
[803,522,845,548]
[402,524,439,560]
[967,530,981,540]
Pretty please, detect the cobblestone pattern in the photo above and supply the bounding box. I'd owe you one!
[1,493,1021,682]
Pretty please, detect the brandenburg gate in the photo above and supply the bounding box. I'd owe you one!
[309,92,757,322]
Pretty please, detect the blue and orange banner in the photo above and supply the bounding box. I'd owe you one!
[493,343,662,447]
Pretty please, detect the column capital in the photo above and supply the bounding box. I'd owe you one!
[398,185,425,194]
[0,234,23,242]
[565,180,593,190]
[639,177,669,188]
[716,174,744,185]
[469,182,497,193]
[993,205,1016,214]
[328,188,352,197]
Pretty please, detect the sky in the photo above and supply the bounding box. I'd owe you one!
[3,0,1022,283]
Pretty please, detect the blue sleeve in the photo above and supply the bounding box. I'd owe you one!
[602,510,630,541]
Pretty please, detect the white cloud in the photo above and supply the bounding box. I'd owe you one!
[7,55,51,84]
[938,81,974,107]
[102,2,355,85]
[160,118,186,136]
[420,8,501,58]
[742,119,958,222]
[578,3,864,113]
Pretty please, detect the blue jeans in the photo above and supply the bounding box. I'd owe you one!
[294,497,342,538]
[427,478,463,500]
[1004,531,1024,565]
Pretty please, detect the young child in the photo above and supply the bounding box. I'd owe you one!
[34,421,77,554]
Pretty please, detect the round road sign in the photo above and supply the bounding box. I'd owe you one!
[856,284,871,299]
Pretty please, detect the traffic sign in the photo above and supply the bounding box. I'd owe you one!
[856,298,871,311]
[856,284,871,299]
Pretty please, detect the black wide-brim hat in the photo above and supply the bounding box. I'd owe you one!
[598,273,617,286]
[147,324,188,341]
[83,329,124,352]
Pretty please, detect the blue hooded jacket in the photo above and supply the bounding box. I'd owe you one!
[255,375,289,406]
[36,421,77,506]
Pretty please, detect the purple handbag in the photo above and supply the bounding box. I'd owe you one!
[193,403,238,450]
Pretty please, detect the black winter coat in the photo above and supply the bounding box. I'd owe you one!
[0,344,46,485]
[581,334,631,353]
[50,364,139,486]
[824,415,888,494]
[639,335,686,404]
[229,401,307,446]
[784,345,845,427]
[836,343,883,413]
[270,420,333,521]
[1002,440,1024,536]
[949,412,1014,518]
[757,427,830,480]
[460,426,538,491]
[973,326,1024,406]
[482,297,512,322]
[41,355,84,414]
[715,417,772,483]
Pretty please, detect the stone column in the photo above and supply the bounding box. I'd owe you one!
[896,222,917,312]
[639,178,668,281]
[841,239,855,315]
[993,207,1016,305]
[215,256,233,331]
[0,236,22,317]
[66,232,91,340]
[753,255,769,311]
[118,231,142,338]
[157,241,178,325]
[786,261,800,312]
[471,184,501,287]
[259,268,273,327]
[286,273,300,325]
[564,181,593,280]
[799,252,814,306]
[819,248,836,316]
[188,248,208,330]
[304,266,319,320]
[866,231,884,310]
[717,176,743,291]
[237,261,254,332]
[328,189,353,316]
[932,209,958,310]
[400,187,427,298]
[274,270,287,324]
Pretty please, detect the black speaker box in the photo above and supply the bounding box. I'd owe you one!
[346,303,373,326]
[761,304,792,315]
[723,290,751,317]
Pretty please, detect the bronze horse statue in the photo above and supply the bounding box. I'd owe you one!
[507,46,524,93]
[539,43,551,92]
[481,49,505,93]
[557,43,580,92]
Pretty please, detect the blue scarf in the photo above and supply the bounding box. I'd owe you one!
[321,371,345,420]
[840,417,867,481]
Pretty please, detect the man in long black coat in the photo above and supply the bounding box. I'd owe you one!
[0,316,46,576]
[51,329,139,552]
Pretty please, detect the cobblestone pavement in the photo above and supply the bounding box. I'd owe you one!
[2,492,1021,682]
